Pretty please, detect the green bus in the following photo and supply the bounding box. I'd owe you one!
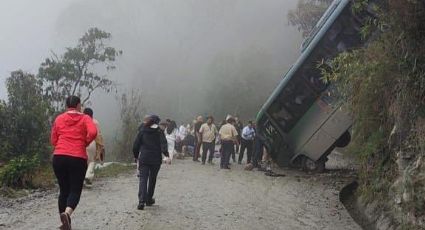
[256,0,373,171]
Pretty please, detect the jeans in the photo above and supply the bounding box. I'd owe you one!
[53,155,87,213]
[221,141,234,168]
[201,142,215,163]
[238,139,254,164]
[138,164,161,203]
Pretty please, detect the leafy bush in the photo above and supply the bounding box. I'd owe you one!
[0,156,40,188]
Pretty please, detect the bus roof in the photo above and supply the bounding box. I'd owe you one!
[256,0,350,122]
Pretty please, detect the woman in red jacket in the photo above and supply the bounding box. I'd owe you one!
[51,96,97,230]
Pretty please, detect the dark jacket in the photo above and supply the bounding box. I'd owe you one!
[132,126,169,165]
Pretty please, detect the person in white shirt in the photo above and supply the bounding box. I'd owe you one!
[164,120,178,163]
[238,121,255,164]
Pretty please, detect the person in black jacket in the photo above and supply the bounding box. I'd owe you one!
[133,115,170,210]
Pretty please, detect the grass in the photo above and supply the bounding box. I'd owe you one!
[94,163,136,178]
[0,162,135,198]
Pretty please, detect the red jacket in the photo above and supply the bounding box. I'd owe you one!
[51,109,98,160]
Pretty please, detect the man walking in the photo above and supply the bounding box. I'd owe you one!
[83,108,105,186]
[219,116,239,169]
[238,121,255,164]
[199,116,218,165]
[193,116,204,162]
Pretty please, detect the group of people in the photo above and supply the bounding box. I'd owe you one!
[49,95,269,230]
[161,114,267,170]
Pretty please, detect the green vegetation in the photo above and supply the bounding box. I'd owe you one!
[112,90,145,162]
[38,27,122,110]
[94,163,135,178]
[0,28,121,190]
[321,0,425,227]
[289,0,425,227]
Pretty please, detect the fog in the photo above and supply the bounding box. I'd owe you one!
[0,0,302,137]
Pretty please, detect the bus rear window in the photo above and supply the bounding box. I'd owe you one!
[267,79,317,132]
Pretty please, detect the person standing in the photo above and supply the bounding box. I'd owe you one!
[218,116,239,169]
[83,108,105,186]
[165,120,178,163]
[234,117,243,162]
[198,116,218,165]
[238,121,255,164]
[51,96,98,230]
[133,115,170,210]
[193,116,204,162]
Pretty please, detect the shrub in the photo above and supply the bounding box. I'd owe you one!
[0,156,40,188]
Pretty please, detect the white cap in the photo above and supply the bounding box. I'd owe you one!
[226,114,233,121]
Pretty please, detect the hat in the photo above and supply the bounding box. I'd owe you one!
[226,114,233,121]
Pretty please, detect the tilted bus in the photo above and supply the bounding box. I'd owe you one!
[256,0,375,171]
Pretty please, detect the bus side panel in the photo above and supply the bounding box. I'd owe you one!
[287,99,334,155]
[299,128,336,161]
[321,106,352,140]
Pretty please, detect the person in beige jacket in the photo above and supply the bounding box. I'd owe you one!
[83,108,105,185]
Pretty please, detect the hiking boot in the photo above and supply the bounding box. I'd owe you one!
[137,202,145,210]
[146,198,155,206]
[59,212,71,230]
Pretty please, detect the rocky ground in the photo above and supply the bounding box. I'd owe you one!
[0,152,361,230]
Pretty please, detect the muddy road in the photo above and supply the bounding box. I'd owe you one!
[0,154,360,230]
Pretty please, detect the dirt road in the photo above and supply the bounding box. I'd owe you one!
[0,155,360,230]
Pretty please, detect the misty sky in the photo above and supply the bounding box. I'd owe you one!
[0,0,303,138]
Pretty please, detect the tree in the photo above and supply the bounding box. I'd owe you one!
[38,27,122,111]
[113,90,145,162]
[4,70,51,161]
[287,0,332,37]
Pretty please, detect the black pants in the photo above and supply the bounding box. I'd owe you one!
[138,164,161,203]
[52,155,87,213]
[221,141,234,168]
[238,139,254,164]
[253,138,265,167]
[193,138,201,161]
[201,142,215,163]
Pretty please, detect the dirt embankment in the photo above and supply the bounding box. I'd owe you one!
[0,154,360,230]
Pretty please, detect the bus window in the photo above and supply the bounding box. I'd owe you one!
[267,79,317,132]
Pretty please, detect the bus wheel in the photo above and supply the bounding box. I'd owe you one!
[301,156,326,173]
[335,131,351,148]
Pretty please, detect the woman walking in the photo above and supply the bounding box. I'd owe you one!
[133,115,170,210]
[51,96,98,230]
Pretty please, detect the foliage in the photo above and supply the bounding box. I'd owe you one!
[112,90,145,162]
[38,27,122,111]
[1,71,51,162]
[94,163,135,178]
[0,155,39,188]
[287,0,333,37]
[321,0,425,225]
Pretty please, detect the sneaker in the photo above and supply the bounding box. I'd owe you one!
[137,203,145,210]
[146,198,155,206]
[238,161,242,165]
[59,212,71,230]
[201,162,206,165]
